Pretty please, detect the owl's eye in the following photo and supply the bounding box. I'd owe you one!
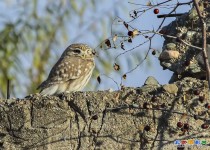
[72,49,81,54]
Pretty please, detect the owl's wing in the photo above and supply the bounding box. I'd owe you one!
[37,57,93,90]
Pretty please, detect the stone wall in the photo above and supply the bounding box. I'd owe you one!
[1,1,210,150]
[0,77,209,149]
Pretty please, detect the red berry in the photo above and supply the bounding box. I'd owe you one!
[154,9,159,14]
[92,115,98,120]
[151,96,157,102]
[128,31,133,36]
[194,115,198,120]
[143,102,148,109]
[201,123,209,129]
[184,60,190,66]
[181,128,187,133]
[177,122,183,128]
[193,90,200,95]
[183,123,189,130]
[199,96,205,103]
[160,103,166,108]
[205,103,210,109]
[144,125,151,131]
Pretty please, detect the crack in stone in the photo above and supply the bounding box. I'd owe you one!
[68,101,87,123]
[93,108,107,150]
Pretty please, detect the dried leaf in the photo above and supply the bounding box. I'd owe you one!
[120,84,125,90]
[132,29,140,38]
[130,14,134,19]
[134,10,137,17]
[115,93,120,100]
[146,1,152,6]
[97,76,101,84]
[113,34,118,42]
[122,74,126,79]
[152,50,156,55]
[121,43,125,50]
[123,21,128,29]
[114,63,120,71]
[92,50,97,56]
[128,37,132,43]
[105,39,111,48]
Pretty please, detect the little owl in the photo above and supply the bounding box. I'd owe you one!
[37,43,95,95]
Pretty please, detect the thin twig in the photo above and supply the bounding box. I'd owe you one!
[157,13,184,18]
[100,74,120,90]
[152,31,203,50]
[193,0,210,89]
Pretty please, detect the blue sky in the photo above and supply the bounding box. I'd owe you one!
[0,0,192,97]
[85,0,192,90]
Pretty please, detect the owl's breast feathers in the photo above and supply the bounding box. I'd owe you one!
[37,57,94,90]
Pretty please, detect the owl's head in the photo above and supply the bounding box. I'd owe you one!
[63,43,94,59]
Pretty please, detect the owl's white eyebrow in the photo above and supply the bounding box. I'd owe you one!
[70,48,82,51]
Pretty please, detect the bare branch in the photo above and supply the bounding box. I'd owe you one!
[157,13,184,18]
[193,0,210,89]
[153,31,203,50]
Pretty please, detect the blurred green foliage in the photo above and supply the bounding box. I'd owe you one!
[0,0,127,97]
[0,0,154,98]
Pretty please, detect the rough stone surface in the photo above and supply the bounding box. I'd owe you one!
[0,77,209,150]
[162,84,178,94]
[144,76,159,86]
[0,1,210,150]
[159,50,180,60]
[159,1,210,81]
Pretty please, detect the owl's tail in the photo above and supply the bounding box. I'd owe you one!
[39,85,59,96]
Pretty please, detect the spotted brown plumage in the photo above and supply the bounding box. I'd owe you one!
[37,43,95,95]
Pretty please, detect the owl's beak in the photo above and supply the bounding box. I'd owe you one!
[81,54,85,58]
